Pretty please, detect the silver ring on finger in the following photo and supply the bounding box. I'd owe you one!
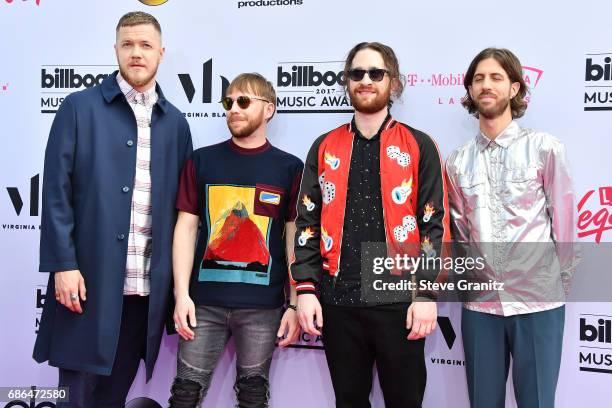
[70,293,78,301]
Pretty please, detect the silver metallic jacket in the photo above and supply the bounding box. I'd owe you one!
[446,121,580,316]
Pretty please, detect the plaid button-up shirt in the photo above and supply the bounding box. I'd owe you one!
[117,72,157,296]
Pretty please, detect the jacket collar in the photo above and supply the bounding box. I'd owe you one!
[347,113,395,137]
[101,70,169,114]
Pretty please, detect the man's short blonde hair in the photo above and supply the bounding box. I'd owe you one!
[227,73,276,107]
[116,11,162,36]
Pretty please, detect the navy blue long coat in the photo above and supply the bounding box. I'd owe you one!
[33,71,192,379]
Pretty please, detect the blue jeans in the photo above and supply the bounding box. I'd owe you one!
[169,305,282,408]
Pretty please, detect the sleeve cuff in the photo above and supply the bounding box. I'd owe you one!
[39,261,79,273]
[295,281,317,294]
[415,291,437,301]
[176,206,199,216]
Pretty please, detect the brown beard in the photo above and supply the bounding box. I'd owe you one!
[118,66,157,89]
[475,93,511,119]
[349,84,391,114]
[227,114,264,139]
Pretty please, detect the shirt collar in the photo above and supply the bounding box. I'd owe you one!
[102,71,169,114]
[349,113,394,141]
[228,138,271,155]
[476,120,520,151]
[116,71,157,108]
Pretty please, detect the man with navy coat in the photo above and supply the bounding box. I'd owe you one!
[33,11,192,407]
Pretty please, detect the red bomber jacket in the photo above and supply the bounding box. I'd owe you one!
[290,117,451,299]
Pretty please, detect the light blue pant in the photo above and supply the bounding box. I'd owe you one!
[462,306,565,408]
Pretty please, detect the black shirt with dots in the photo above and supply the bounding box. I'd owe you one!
[320,116,389,306]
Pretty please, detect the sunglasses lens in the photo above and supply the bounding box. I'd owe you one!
[237,96,251,109]
[348,69,366,81]
[221,97,233,111]
[369,69,386,82]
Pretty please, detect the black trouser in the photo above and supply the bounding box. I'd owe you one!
[322,303,426,408]
[57,295,149,408]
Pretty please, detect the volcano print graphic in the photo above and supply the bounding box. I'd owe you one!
[204,201,269,268]
[200,184,272,285]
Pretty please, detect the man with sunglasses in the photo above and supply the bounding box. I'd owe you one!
[292,42,450,407]
[168,73,303,407]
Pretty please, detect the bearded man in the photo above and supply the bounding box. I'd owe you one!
[33,11,192,407]
[292,41,450,408]
[168,73,302,407]
[446,47,580,408]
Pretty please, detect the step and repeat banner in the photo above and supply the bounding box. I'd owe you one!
[1,0,611,406]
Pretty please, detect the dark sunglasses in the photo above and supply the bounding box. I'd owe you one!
[220,95,270,111]
[347,68,389,82]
